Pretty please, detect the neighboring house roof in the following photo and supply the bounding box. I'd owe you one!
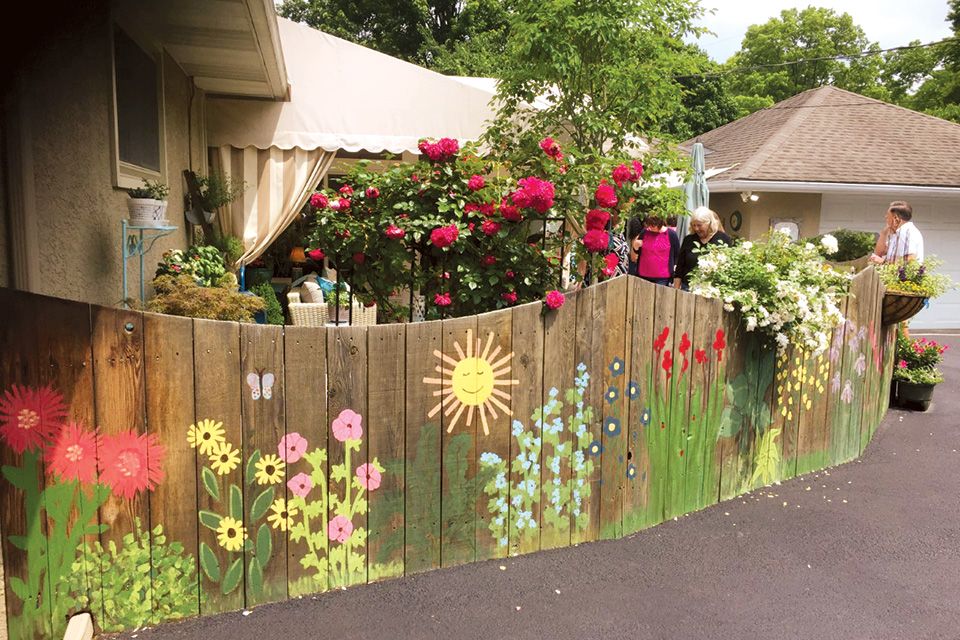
[684,86,960,189]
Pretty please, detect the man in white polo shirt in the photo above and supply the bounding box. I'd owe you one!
[868,201,924,264]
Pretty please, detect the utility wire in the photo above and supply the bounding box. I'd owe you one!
[671,37,960,79]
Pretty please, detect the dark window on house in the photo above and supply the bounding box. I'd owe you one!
[114,27,160,172]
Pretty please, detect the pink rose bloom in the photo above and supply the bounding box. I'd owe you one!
[352,253,365,264]
[501,291,517,304]
[595,182,618,209]
[288,472,312,498]
[339,185,354,196]
[464,203,480,215]
[898,359,908,369]
[337,198,351,210]
[583,229,609,253]
[544,290,565,310]
[308,248,325,261]
[331,408,363,442]
[430,225,459,248]
[327,515,353,544]
[438,137,459,157]
[482,219,501,235]
[278,432,307,463]
[434,292,452,306]
[310,193,329,208]
[631,160,644,180]
[539,137,563,160]
[366,187,380,198]
[482,254,496,267]
[479,202,496,217]
[419,140,442,161]
[386,224,405,239]
[355,463,382,491]
[511,177,555,213]
[328,199,341,211]
[500,200,522,222]
[602,252,619,276]
[467,175,485,191]
[612,164,633,187]
[585,209,610,231]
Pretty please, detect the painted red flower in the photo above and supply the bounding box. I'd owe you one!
[46,422,100,484]
[695,349,707,365]
[662,351,673,380]
[327,514,353,544]
[653,327,670,353]
[467,175,485,191]
[713,329,726,361]
[0,385,67,454]
[97,430,165,499]
[355,463,381,491]
[585,209,610,231]
[331,409,363,442]
[678,333,691,356]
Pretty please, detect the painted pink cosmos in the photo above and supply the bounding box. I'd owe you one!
[355,463,382,491]
[288,472,313,498]
[327,515,354,544]
[278,432,308,463]
[331,408,363,442]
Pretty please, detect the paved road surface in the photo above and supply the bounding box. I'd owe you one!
[115,334,960,640]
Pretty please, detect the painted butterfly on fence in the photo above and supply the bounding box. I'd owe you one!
[246,370,276,400]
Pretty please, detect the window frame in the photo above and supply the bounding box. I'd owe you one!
[109,22,167,190]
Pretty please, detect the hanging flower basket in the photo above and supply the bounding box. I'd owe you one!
[881,291,927,325]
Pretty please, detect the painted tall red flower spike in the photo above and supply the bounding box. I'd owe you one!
[713,329,726,361]
[46,422,101,484]
[695,349,708,365]
[0,385,67,454]
[679,333,691,356]
[662,350,673,380]
[97,430,166,499]
[653,327,670,353]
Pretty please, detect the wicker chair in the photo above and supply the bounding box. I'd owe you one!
[286,291,377,327]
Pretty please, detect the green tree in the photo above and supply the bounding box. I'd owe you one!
[486,0,708,155]
[904,0,960,123]
[726,7,885,110]
[277,0,511,75]
[660,45,740,139]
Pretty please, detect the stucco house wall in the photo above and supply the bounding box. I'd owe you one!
[17,5,202,306]
[709,192,822,241]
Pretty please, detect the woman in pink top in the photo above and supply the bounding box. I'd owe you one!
[636,214,681,286]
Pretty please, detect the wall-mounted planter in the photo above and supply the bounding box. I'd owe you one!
[882,292,927,325]
[127,198,168,228]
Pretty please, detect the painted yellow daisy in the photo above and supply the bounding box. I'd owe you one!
[254,454,285,485]
[187,419,225,456]
[216,516,245,551]
[209,441,241,475]
[267,497,298,531]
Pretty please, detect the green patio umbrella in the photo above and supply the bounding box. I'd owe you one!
[680,142,709,240]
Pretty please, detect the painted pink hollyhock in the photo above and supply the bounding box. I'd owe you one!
[544,290,565,310]
[310,193,328,208]
[278,432,308,463]
[595,181,618,209]
[331,408,363,442]
[288,472,313,498]
[386,225,405,239]
[327,515,353,544]
[840,380,853,404]
[355,463,382,491]
[582,229,609,253]
[467,175,485,191]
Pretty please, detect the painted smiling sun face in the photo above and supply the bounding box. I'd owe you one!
[423,329,519,436]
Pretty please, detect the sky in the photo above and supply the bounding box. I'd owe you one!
[690,0,955,62]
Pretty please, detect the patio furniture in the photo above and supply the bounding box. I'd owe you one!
[287,290,377,326]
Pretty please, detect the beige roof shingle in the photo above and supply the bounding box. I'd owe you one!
[685,86,960,188]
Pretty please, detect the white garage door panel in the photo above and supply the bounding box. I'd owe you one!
[819,194,960,330]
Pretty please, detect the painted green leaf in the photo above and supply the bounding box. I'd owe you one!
[230,485,243,521]
[199,542,220,582]
[9,576,30,601]
[718,407,742,438]
[7,535,27,550]
[256,523,271,565]
[245,450,262,486]
[1,465,29,490]
[248,557,263,595]
[198,510,222,530]
[250,487,274,523]
[751,428,782,486]
[221,557,243,595]
[82,524,109,535]
[202,467,220,502]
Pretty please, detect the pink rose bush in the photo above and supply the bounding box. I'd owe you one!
[512,177,555,213]
[430,225,460,248]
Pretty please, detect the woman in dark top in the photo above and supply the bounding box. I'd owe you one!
[626,216,644,276]
[675,206,733,290]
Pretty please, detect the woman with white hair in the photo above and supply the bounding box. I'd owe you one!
[674,206,733,290]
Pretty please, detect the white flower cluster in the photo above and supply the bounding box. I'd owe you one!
[690,231,851,354]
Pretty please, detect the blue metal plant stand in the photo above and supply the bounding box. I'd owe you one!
[122,219,177,308]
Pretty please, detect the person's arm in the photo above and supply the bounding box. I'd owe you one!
[668,229,681,278]
[870,227,890,263]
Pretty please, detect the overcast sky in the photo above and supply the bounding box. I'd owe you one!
[690,0,955,62]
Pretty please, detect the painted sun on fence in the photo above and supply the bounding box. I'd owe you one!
[423,329,519,436]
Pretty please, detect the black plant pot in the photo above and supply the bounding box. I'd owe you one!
[897,380,936,411]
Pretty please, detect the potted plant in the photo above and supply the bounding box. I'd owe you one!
[127,179,170,228]
[893,332,949,411]
[186,171,246,225]
[326,283,351,325]
[876,257,954,325]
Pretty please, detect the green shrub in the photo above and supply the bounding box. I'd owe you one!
[148,275,264,322]
[808,228,876,262]
[251,282,284,325]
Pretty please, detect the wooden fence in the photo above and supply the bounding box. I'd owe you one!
[0,268,895,639]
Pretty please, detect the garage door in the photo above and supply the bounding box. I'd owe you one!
[819,193,960,330]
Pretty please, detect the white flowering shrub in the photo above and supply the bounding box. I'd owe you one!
[690,230,851,353]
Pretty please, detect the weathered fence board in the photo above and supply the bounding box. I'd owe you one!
[717,304,748,501]
[648,284,677,525]
[282,326,328,596]
[623,278,655,534]
[664,289,695,520]
[599,277,628,540]
[192,319,245,615]
[572,285,602,543]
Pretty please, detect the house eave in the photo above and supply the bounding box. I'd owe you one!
[707,179,960,199]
